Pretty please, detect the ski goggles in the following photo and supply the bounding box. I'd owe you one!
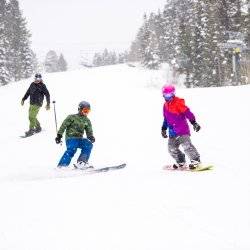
[80,107,91,115]
[163,93,174,100]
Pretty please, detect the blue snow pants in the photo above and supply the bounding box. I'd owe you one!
[58,138,93,167]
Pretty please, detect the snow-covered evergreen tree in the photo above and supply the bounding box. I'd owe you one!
[136,14,151,63]
[58,53,68,72]
[5,0,35,81]
[244,1,250,46]
[44,50,59,73]
[128,35,143,62]
[173,0,195,86]
[152,11,165,63]
[128,14,160,69]
[109,51,118,65]
[92,52,103,67]
[246,2,250,47]
[30,51,39,73]
[143,13,161,69]
[0,0,10,85]
[118,51,128,63]
[161,2,180,64]
[187,0,225,87]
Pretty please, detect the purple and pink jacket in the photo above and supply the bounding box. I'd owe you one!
[162,96,196,137]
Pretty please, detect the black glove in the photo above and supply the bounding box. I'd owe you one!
[161,129,168,138]
[45,104,50,110]
[55,134,62,144]
[191,121,201,132]
[87,135,95,143]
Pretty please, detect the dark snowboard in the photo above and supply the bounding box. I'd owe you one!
[20,130,43,138]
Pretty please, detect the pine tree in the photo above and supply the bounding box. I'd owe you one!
[188,0,224,87]
[118,51,128,63]
[246,2,250,47]
[58,53,68,72]
[137,14,151,63]
[128,35,143,62]
[109,51,118,65]
[92,52,103,67]
[5,0,35,81]
[161,2,180,64]
[44,50,59,73]
[174,0,195,86]
[20,45,36,79]
[143,13,161,69]
[130,14,160,69]
[0,0,10,85]
[30,50,39,74]
[243,1,250,46]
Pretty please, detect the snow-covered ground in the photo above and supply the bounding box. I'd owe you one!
[0,64,250,250]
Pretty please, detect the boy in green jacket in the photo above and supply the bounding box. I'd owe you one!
[55,101,95,169]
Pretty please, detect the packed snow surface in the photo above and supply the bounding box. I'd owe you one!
[0,64,249,250]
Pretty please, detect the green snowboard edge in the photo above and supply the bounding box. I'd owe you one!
[191,165,214,172]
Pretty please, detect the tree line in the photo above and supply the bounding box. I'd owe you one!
[128,0,250,87]
[44,50,68,73]
[91,49,128,67]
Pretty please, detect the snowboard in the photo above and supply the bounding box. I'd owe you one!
[20,130,42,138]
[163,164,213,172]
[73,163,127,174]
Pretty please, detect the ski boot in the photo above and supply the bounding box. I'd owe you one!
[74,161,93,170]
[172,162,186,170]
[189,160,201,170]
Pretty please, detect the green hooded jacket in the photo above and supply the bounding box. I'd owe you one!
[58,114,93,139]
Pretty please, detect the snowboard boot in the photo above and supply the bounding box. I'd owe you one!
[25,128,36,136]
[189,159,201,170]
[34,125,42,133]
[173,162,186,169]
[74,161,93,170]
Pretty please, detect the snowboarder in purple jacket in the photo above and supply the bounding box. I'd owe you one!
[161,84,201,170]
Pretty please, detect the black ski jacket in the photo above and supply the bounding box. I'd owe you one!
[22,82,50,107]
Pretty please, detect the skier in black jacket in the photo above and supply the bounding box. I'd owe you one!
[21,73,50,136]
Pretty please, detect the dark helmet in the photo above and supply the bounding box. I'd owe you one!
[78,101,91,112]
[35,73,42,79]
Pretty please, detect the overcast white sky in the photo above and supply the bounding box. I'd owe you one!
[19,0,167,69]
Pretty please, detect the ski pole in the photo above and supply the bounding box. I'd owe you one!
[53,100,63,146]
[52,100,58,134]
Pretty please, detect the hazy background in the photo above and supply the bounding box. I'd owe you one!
[19,0,166,69]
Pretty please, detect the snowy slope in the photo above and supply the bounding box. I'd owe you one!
[0,64,250,250]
